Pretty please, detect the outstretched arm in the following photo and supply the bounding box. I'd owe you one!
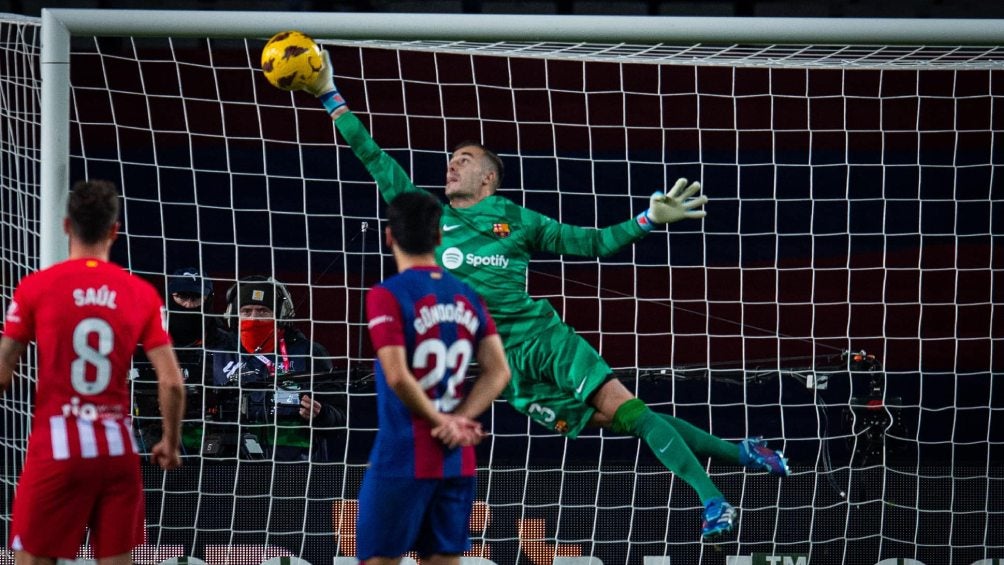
[531,177,708,258]
[303,50,429,204]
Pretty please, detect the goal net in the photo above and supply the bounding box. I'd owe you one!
[1,10,1002,565]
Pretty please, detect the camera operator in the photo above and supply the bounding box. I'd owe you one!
[211,275,343,461]
[165,267,229,453]
[132,267,226,454]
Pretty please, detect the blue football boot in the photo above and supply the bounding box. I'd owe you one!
[701,497,737,538]
[739,437,791,476]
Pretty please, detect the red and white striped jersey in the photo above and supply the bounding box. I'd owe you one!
[3,258,171,461]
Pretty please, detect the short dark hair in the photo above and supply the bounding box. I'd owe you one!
[67,179,120,244]
[452,141,504,191]
[387,192,443,255]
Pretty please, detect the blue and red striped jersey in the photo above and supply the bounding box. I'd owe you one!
[366,265,497,479]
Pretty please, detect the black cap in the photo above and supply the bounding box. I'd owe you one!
[236,279,278,314]
[168,267,212,296]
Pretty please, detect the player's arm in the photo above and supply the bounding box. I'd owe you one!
[0,336,26,393]
[366,286,453,430]
[379,345,479,449]
[438,301,508,447]
[452,334,510,422]
[532,208,648,258]
[376,344,449,429]
[146,344,185,470]
[301,50,428,205]
[530,178,708,257]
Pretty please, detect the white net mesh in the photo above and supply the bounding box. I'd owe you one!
[339,39,1004,69]
[0,15,39,563]
[1,13,1002,565]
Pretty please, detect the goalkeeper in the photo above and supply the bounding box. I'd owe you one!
[303,51,789,538]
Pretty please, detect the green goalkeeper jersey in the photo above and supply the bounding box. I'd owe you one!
[336,110,649,345]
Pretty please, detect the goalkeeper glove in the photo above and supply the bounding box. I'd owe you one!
[306,50,346,115]
[636,177,708,231]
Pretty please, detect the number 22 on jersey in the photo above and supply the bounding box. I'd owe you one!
[413,338,472,413]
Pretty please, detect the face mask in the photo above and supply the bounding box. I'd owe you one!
[168,304,203,346]
[240,318,277,353]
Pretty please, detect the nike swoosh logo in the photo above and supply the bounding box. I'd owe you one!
[443,224,461,231]
[576,377,589,395]
[659,438,675,453]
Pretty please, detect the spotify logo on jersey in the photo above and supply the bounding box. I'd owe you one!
[442,247,511,270]
[441,247,464,269]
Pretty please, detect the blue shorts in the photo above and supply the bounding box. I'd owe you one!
[355,473,476,560]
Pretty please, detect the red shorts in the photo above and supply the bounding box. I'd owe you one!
[9,454,144,559]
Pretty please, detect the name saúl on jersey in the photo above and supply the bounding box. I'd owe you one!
[73,285,118,309]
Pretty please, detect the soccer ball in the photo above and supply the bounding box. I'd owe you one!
[260,31,323,91]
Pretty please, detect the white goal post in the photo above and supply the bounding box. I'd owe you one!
[0,7,1000,565]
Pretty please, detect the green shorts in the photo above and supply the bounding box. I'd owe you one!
[502,322,612,439]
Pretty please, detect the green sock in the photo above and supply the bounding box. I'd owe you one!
[612,398,723,503]
[657,413,741,464]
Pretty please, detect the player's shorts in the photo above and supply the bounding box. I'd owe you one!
[356,473,476,560]
[9,454,144,559]
[503,321,611,438]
